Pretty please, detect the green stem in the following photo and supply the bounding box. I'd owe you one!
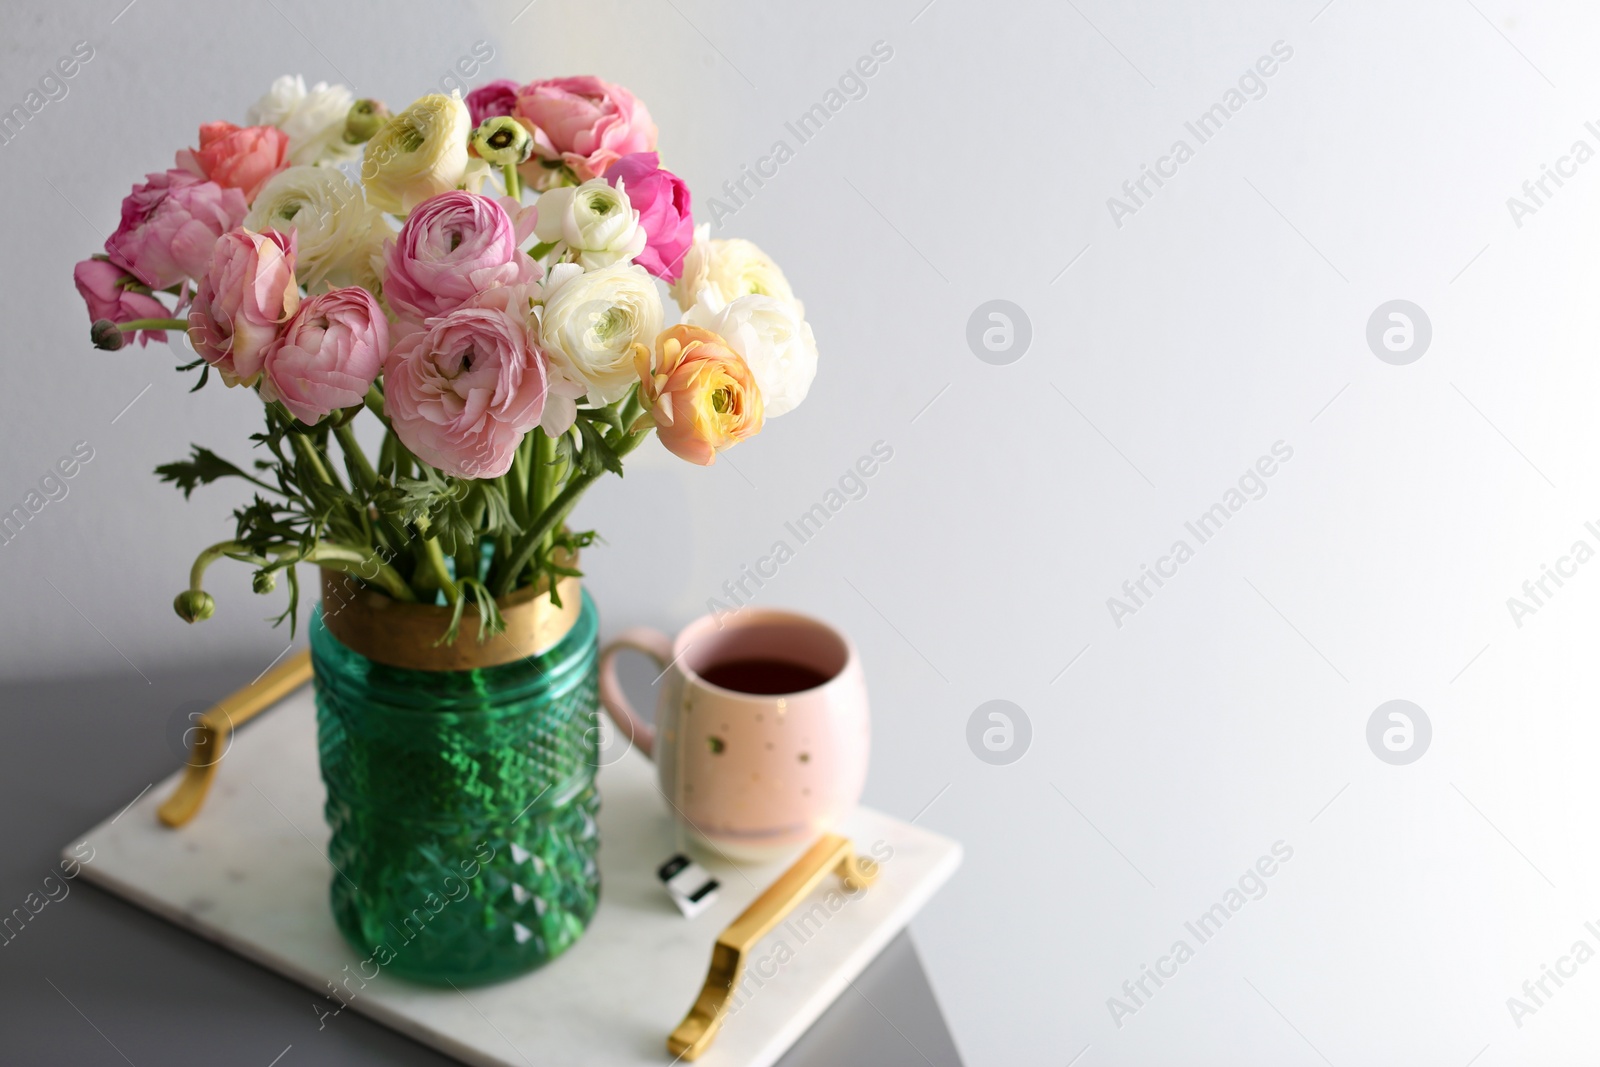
[228,468,285,497]
[304,543,417,602]
[363,384,386,421]
[492,533,511,587]
[188,540,259,591]
[116,317,188,332]
[333,423,377,493]
[453,545,478,585]
[420,537,460,602]
[493,426,650,597]
[187,539,416,603]
[506,448,527,530]
[530,429,553,526]
[289,432,336,487]
[503,162,521,200]
[453,493,485,584]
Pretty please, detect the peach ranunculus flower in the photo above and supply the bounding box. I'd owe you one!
[188,228,300,387]
[632,325,763,466]
[177,122,290,203]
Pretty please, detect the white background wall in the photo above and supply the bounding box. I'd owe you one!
[5,0,1600,1062]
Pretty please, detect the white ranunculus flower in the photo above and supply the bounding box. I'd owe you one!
[247,74,358,167]
[244,166,381,287]
[668,228,799,314]
[533,178,646,270]
[537,262,664,405]
[362,93,481,214]
[667,223,711,311]
[334,213,395,297]
[686,292,817,417]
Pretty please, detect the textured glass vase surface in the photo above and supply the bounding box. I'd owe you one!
[310,590,601,986]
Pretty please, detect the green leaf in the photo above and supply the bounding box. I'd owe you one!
[582,402,623,433]
[439,584,469,647]
[575,419,623,477]
[268,565,301,637]
[473,481,521,538]
[463,577,504,641]
[156,446,255,500]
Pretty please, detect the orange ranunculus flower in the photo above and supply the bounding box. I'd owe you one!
[633,325,763,466]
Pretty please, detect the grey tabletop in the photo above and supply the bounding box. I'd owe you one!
[0,660,963,1066]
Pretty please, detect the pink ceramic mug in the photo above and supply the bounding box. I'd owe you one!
[599,609,870,859]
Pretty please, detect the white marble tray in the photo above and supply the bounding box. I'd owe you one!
[67,687,961,1067]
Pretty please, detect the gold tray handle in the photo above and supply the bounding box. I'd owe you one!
[668,833,879,1060]
[157,649,314,828]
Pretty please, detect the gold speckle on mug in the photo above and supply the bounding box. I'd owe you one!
[798,752,811,764]
[707,735,726,755]
[776,699,787,717]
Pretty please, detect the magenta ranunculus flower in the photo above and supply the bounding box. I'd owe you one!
[465,79,521,128]
[604,152,693,281]
[104,169,248,290]
[261,287,388,425]
[383,285,547,480]
[384,190,538,321]
[514,76,657,183]
[73,259,173,346]
[188,228,300,387]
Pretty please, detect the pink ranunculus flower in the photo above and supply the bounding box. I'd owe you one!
[188,228,300,387]
[260,287,388,425]
[384,191,539,321]
[177,121,290,203]
[73,259,173,346]
[514,76,657,184]
[465,79,521,127]
[383,286,547,480]
[104,169,248,289]
[604,152,693,281]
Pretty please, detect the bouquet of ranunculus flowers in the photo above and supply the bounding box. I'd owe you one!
[75,74,817,640]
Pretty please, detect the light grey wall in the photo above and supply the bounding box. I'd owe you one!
[5,0,1600,1062]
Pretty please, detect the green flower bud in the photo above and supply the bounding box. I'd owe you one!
[252,570,277,595]
[471,116,533,167]
[173,589,215,624]
[90,319,125,351]
[343,99,390,146]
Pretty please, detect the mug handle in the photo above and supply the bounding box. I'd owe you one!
[598,627,673,760]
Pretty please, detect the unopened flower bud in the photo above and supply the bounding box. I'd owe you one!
[252,570,277,595]
[343,99,389,146]
[91,319,126,351]
[471,116,533,167]
[174,589,215,624]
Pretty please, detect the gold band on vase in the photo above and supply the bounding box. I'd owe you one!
[317,562,583,672]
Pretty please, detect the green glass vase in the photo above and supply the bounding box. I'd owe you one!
[309,589,601,986]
